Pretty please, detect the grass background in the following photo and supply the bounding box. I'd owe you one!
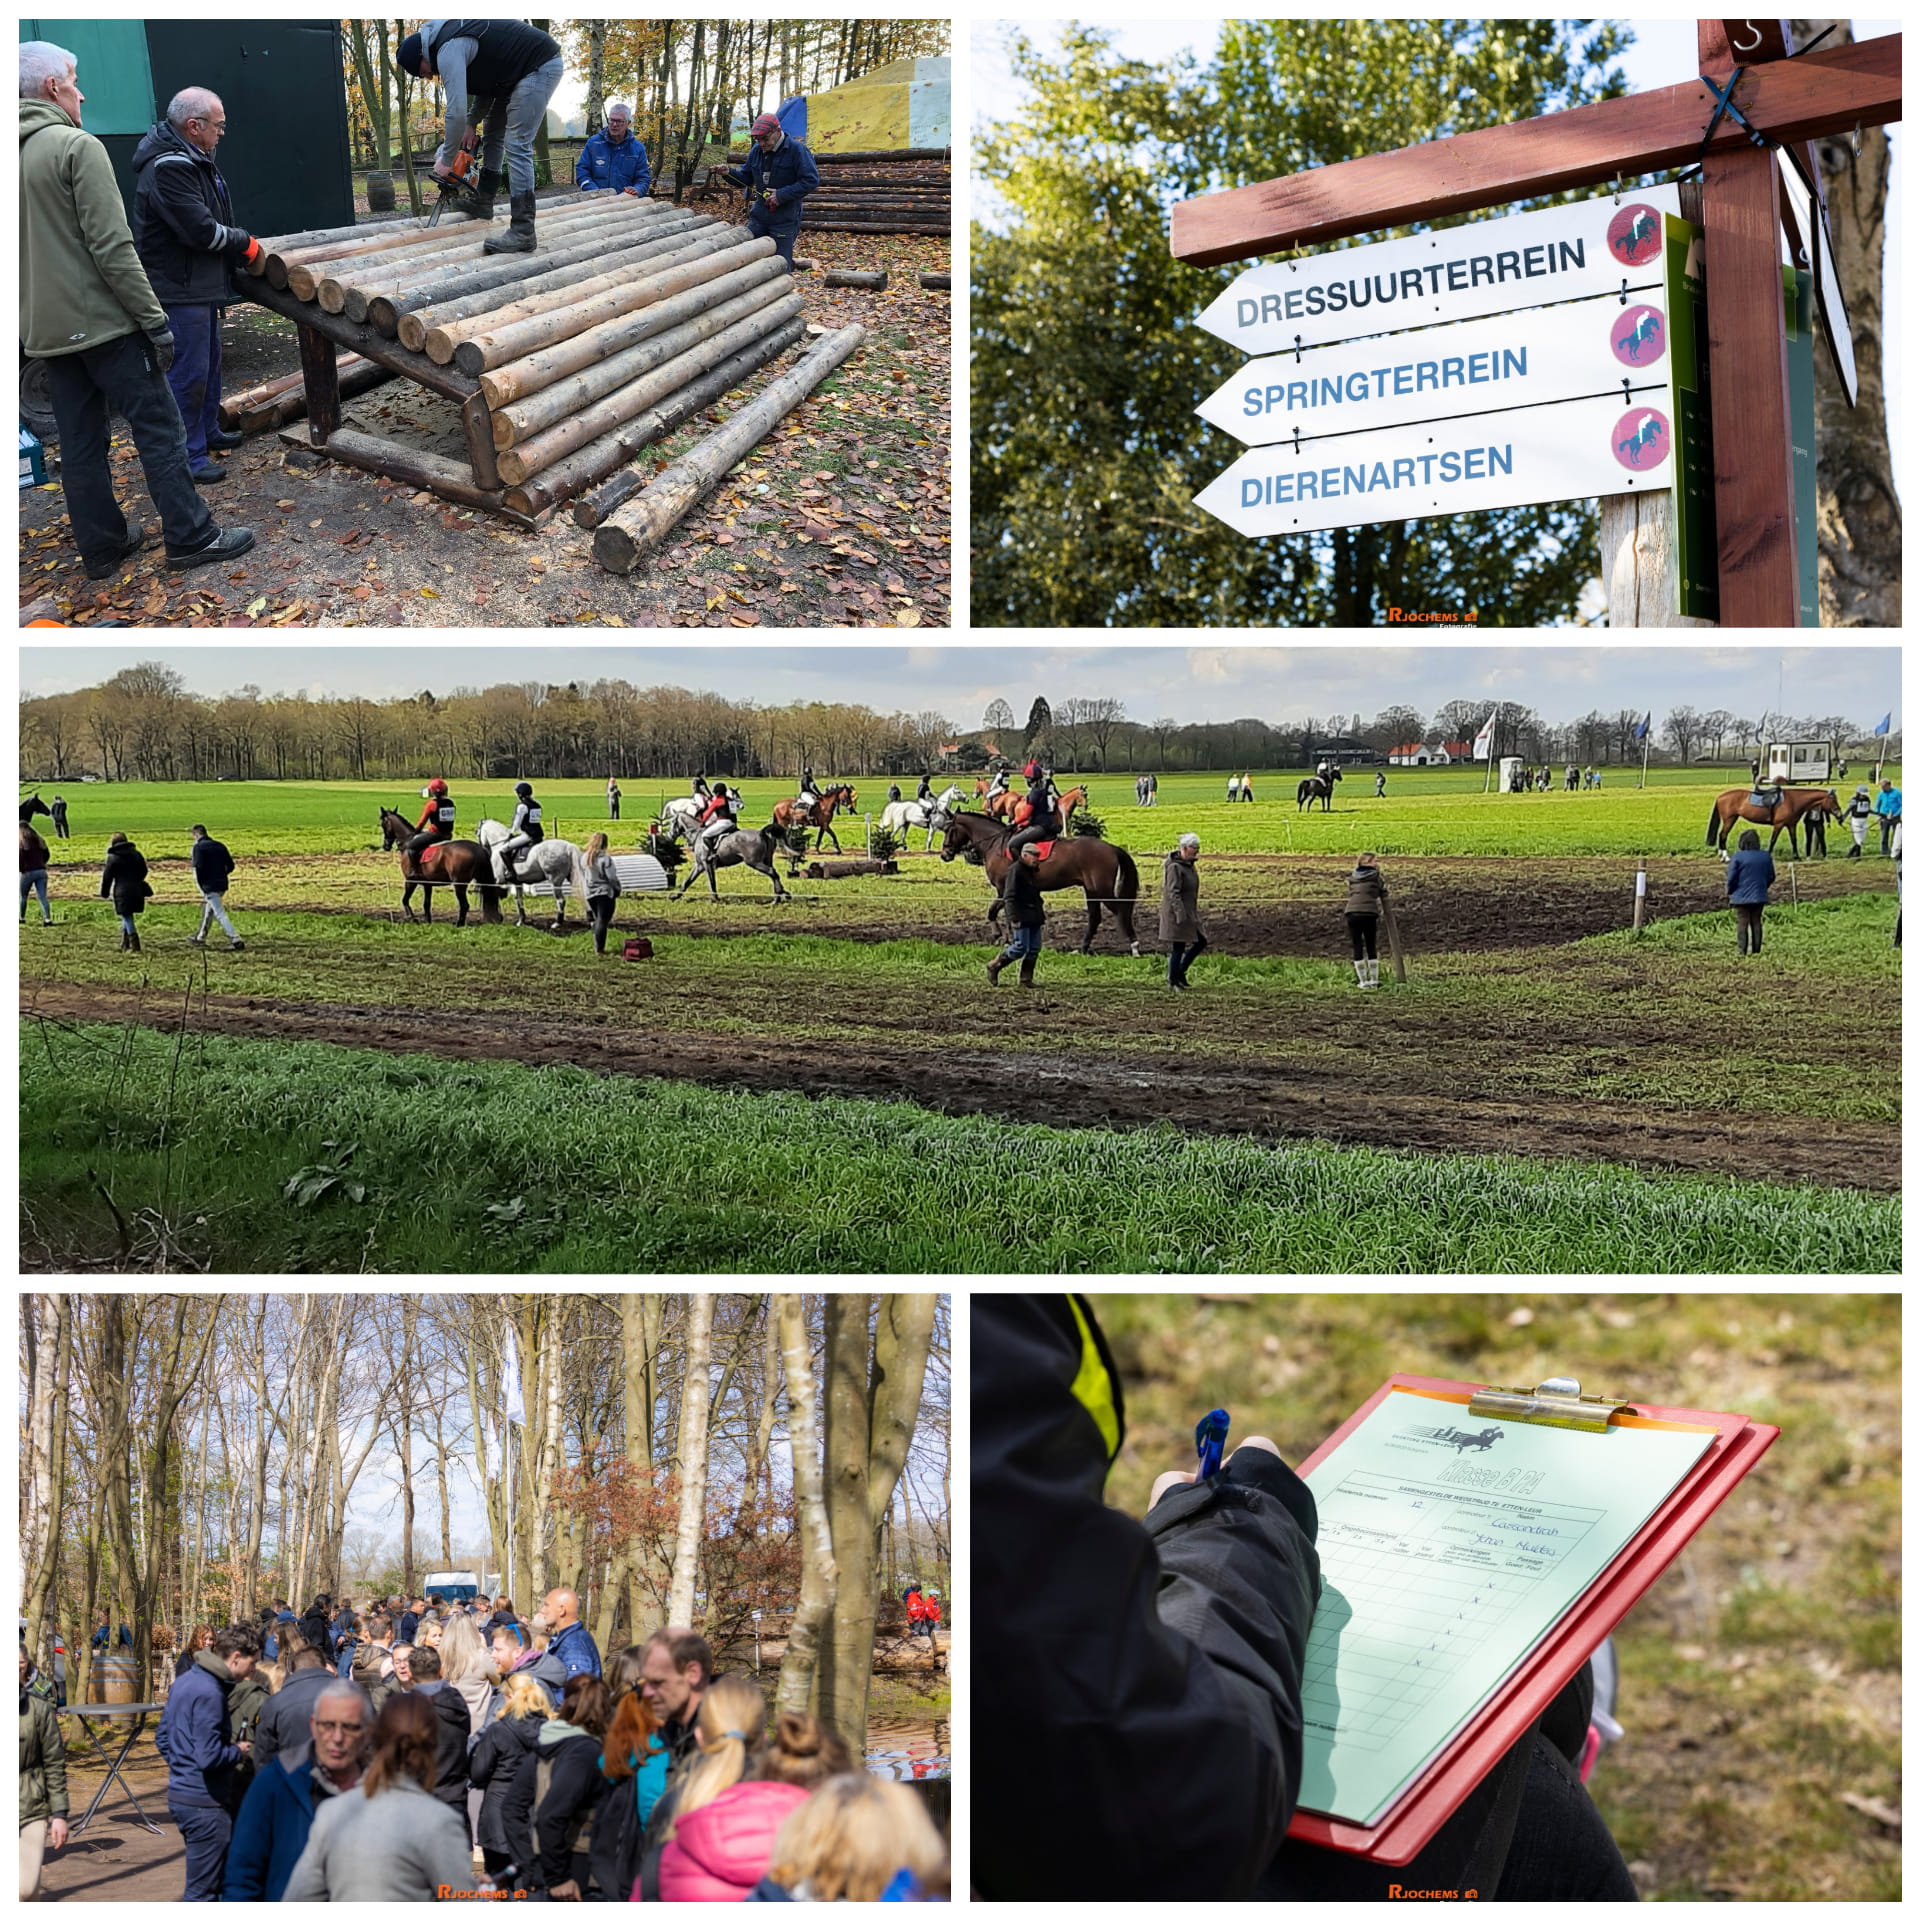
[1086,1291,1901,1901]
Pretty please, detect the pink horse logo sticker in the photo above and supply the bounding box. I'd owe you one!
[1613,405,1671,472]
[1607,203,1664,267]
[1611,304,1666,367]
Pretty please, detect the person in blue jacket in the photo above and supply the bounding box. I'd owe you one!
[575,100,650,196]
[1725,828,1777,956]
[723,113,819,271]
[221,1681,371,1900]
[154,1620,261,1898]
[1875,776,1902,857]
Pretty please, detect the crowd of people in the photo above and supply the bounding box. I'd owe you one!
[120,1586,945,1902]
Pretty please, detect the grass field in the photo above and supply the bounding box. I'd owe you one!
[20,768,1900,1272]
[1086,1292,1901,1901]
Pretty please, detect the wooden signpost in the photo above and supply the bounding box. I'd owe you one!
[1169,28,1901,627]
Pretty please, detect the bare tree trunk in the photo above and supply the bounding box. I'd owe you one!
[776,1294,837,1714]
[399,1297,417,1597]
[585,19,608,136]
[666,1294,715,1625]
[241,1297,269,1617]
[186,1388,212,1632]
[619,1293,666,1638]
[462,1312,510,1589]
[24,1294,72,1671]
[432,1400,454,1568]
[1787,19,1900,625]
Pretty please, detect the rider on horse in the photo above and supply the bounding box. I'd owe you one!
[1005,761,1061,868]
[692,772,712,803]
[917,772,933,802]
[407,779,456,861]
[496,781,544,880]
[986,764,1011,802]
[696,781,738,856]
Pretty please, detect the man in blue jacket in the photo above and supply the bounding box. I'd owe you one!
[187,823,243,950]
[542,1586,602,1681]
[222,1681,371,1901]
[155,1621,261,1899]
[576,101,650,197]
[131,90,259,482]
[723,113,819,271]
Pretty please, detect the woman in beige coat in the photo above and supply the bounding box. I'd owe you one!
[1160,832,1206,990]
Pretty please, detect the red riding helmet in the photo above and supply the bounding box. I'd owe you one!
[427,778,449,796]
[1023,759,1042,779]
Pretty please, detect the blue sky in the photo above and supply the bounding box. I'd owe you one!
[23,644,1899,732]
[970,19,1903,506]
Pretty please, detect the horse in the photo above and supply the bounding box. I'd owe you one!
[672,820,792,903]
[1706,786,1844,857]
[18,793,50,825]
[984,786,1021,822]
[881,785,964,850]
[1297,765,1343,812]
[473,819,588,930]
[377,806,494,925]
[939,809,1141,955]
[772,782,857,853]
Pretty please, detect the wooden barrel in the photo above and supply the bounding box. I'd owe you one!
[366,171,396,213]
[89,1649,139,1704]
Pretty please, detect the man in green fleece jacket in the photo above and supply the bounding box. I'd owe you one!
[19,39,253,576]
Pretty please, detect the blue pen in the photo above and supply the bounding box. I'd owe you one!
[1195,1406,1230,1481]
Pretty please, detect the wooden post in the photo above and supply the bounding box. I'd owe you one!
[461,391,502,492]
[1380,897,1408,982]
[1599,493,1715,626]
[297,324,340,441]
[1632,858,1647,935]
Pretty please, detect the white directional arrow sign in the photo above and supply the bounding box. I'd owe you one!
[1196,184,1682,355]
[1194,391,1675,539]
[1197,290,1671,447]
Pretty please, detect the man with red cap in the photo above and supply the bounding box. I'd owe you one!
[722,111,820,272]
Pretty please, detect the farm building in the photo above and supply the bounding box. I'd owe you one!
[1390,742,1445,766]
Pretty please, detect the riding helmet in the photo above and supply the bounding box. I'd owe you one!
[714,781,730,796]
[514,782,533,798]
[427,778,448,795]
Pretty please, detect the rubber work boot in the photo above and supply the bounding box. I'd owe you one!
[1353,960,1367,988]
[128,926,141,953]
[1017,956,1037,988]
[119,927,130,951]
[485,190,537,254]
[1366,958,1381,987]
[462,167,502,221]
[985,955,1006,984]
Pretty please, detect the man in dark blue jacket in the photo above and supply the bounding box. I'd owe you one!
[131,90,258,481]
[222,1681,371,1901]
[187,823,243,949]
[154,1620,261,1899]
[723,113,819,271]
[575,101,650,196]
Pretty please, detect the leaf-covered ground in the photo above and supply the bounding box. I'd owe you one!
[19,229,950,629]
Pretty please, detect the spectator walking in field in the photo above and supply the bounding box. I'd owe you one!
[21,1642,70,1901]
[1241,774,1256,803]
[1726,829,1776,957]
[223,1679,371,1900]
[1147,770,1159,807]
[639,1630,713,1793]
[584,830,622,954]
[187,822,244,949]
[1160,833,1207,992]
[99,832,151,951]
[1344,852,1388,990]
[283,1693,477,1899]
[985,844,1046,989]
[1875,777,1901,856]
[543,1587,601,1685]
[50,794,69,839]
[155,1620,261,1899]
[1226,773,1240,802]
[20,822,53,926]
[1375,769,1387,798]
[606,776,621,821]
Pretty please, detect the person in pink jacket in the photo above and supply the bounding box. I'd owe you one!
[656,1679,856,1901]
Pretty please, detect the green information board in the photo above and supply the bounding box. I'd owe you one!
[1663,213,1718,622]
[19,20,154,135]
[1782,263,1819,627]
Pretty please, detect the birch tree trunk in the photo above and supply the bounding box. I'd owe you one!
[23,1295,60,1610]
[776,1294,837,1714]
[399,1297,418,1596]
[619,1293,666,1638]
[665,1294,715,1626]
[241,1297,270,1616]
[23,1293,73,1670]
[586,20,608,136]
[186,1388,212,1633]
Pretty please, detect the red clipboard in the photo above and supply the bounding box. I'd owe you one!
[1286,1372,1779,1866]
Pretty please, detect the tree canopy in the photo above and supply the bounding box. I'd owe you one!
[972,19,1640,626]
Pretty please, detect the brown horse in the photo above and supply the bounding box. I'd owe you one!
[771,782,857,852]
[940,809,1140,954]
[993,785,1086,831]
[1706,786,1843,857]
[378,806,497,924]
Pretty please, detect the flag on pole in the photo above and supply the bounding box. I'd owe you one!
[1874,713,1892,736]
[1634,711,1652,742]
[1472,710,1497,760]
[501,1342,525,1425]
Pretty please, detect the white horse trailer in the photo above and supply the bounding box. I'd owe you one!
[1767,741,1833,783]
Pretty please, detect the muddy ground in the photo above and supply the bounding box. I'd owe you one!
[21,225,950,630]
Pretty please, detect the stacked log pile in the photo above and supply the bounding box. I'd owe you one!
[712,146,950,236]
[233,193,842,531]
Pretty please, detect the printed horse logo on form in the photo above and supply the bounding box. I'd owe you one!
[1612,405,1671,472]
[1610,304,1666,368]
[1607,203,1664,268]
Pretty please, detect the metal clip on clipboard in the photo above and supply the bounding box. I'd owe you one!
[1467,1376,1637,1432]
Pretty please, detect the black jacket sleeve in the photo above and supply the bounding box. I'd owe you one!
[974,1295,1321,1902]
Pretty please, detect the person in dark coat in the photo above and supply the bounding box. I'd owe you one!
[296,1597,335,1670]
[722,113,820,271]
[251,1647,353,1769]
[221,1680,370,1900]
[187,822,244,948]
[175,1625,215,1678]
[500,1674,612,1898]
[130,90,257,479]
[154,1620,262,1898]
[985,843,1046,987]
[99,831,150,950]
[1343,851,1387,989]
[1159,832,1206,990]
[21,821,53,927]
[469,1669,551,1878]
[50,794,70,839]
[1725,828,1777,956]
[403,1644,472,1818]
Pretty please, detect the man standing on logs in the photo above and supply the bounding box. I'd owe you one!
[724,113,820,272]
[400,19,564,257]
[18,41,255,576]
[131,88,261,484]
[575,100,650,199]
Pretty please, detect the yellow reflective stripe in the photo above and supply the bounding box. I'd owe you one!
[1066,1296,1121,1460]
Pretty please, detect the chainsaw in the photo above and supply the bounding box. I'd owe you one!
[424,138,485,229]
